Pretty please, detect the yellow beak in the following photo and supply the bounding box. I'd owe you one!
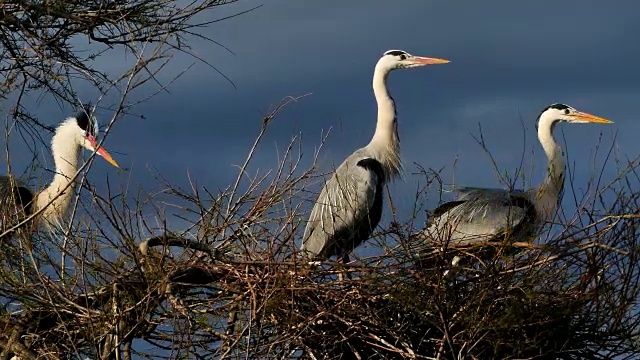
[570,111,614,124]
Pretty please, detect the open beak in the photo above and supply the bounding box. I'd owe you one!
[409,56,450,65]
[570,111,614,124]
[87,135,120,168]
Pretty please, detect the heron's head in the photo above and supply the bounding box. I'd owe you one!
[539,103,613,125]
[375,50,450,72]
[74,104,119,168]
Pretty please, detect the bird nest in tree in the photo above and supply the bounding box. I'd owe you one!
[1,97,639,359]
[1,214,639,359]
[263,244,631,359]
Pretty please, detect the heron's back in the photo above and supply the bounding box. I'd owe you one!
[0,175,34,235]
[302,150,384,260]
[425,188,537,246]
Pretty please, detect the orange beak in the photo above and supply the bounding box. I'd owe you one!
[569,111,614,124]
[87,135,119,168]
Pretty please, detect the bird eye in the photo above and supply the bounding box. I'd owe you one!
[399,54,407,60]
[564,109,570,115]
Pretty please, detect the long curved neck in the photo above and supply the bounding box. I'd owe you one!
[535,115,565,219]
[35,120,81,228]
[368,63,401,182]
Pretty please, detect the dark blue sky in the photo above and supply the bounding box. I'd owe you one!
[4,0,640,249]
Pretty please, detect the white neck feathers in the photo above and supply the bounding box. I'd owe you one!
[535,113,565,219]
[35,118,82,228]
[368,63,401,182]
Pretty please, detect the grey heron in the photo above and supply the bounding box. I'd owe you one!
[421,103,613,254]
[0,105,119,234]
[301,49,449,263]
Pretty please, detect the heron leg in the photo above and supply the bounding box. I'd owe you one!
[336,252,352,281]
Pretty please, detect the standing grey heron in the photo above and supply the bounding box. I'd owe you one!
[301,49,449,263]
[0,105,119,234]
[421,104,613,252]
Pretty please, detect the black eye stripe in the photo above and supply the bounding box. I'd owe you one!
[74,104,97,136]
[384,50,409,58]
[538,103,572,121]
[75,112,90,130]
[546,103,570,111]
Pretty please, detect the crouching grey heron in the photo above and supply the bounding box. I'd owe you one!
[420,104,613,258]
[301,50,449,264]
[0,105,119,236]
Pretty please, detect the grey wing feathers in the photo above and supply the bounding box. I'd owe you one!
[443,184,517,192]
[446,185,526,199]
[302,152,382,260]
[425,188,535,246]
[0,175,34,232]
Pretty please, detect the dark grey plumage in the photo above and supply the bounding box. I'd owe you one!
[425,187,537,246]
[301,150,385,261]
[0,176,34,236]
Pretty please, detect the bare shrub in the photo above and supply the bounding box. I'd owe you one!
[3,102,640,359]
[1,3,639,356]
